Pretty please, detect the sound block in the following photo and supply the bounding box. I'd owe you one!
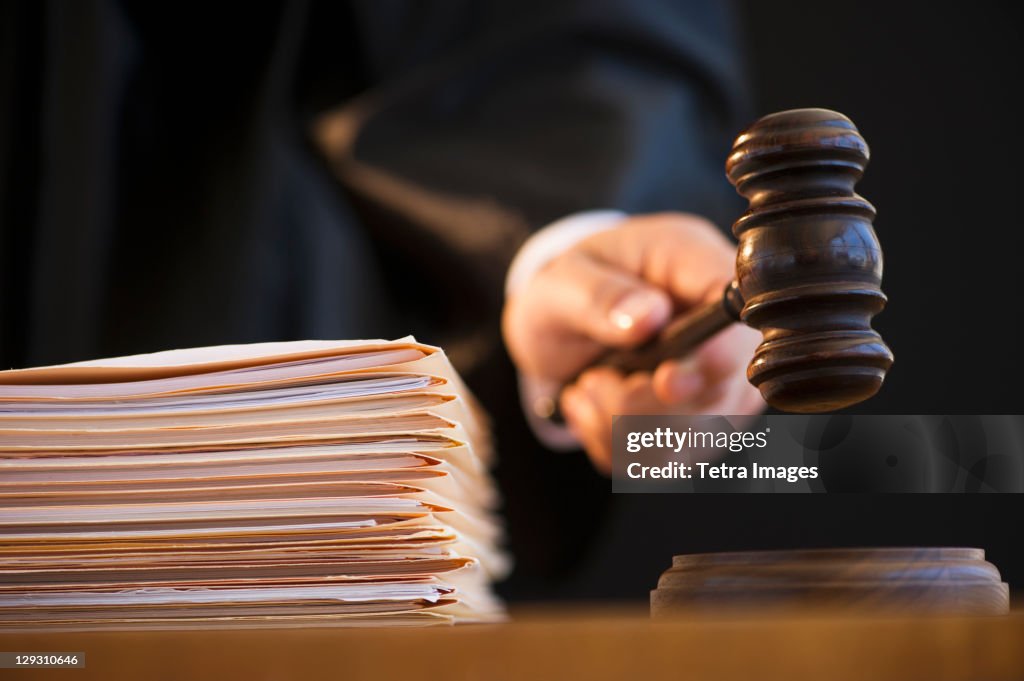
[651,547,1009,617]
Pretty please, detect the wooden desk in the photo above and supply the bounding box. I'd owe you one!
[2,607,1022,681]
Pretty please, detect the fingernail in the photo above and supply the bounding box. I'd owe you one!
[667,361,704,402]
[609,291,665,331]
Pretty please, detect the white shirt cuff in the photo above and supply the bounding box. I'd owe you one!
[505,210,627,450]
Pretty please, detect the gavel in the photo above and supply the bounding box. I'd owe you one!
[558,108,894,414]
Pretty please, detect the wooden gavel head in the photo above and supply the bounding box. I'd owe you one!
[725,108,894,412]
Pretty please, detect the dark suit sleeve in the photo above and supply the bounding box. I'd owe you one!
[312,0,749,319]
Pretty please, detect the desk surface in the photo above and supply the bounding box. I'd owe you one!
[2,607,1022,681]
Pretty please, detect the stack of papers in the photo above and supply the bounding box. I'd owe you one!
[0,339,508,629]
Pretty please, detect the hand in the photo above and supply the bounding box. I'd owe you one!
[502,213,765,472]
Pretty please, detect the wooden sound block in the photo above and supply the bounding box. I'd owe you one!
[651,548,1009,617]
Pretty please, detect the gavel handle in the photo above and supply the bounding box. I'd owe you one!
[548,282,744,421]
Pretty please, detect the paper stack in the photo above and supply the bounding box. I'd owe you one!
[0,339,507,629]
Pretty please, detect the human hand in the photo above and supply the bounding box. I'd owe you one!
[502,213,765,472]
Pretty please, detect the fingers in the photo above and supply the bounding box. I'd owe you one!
[564,367,767,475]
[561,325,766,475]
[652,324,762,406]
[560,385,609,473]
[561,368,663,473]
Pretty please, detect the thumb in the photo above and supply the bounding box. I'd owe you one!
[505,251,672,379]
[537,251,673,347]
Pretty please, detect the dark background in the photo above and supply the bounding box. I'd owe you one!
[741,0,1024,416]
[544,0,1024,601]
